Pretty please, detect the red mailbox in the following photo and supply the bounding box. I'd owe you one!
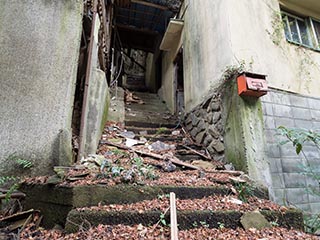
[237,72,268,98]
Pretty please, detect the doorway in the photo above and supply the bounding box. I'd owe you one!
[174,48,184,114]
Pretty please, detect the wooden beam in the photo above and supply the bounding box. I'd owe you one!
[131,0,168,10]
[170,192,179,240]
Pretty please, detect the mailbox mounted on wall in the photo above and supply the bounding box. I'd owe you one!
[237,72,268,98]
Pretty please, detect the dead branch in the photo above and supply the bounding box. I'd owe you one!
[182,145,212,160]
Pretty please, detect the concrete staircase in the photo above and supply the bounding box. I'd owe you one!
[125,92,178,128]
[20,91,304,236]
[63,91,303,233]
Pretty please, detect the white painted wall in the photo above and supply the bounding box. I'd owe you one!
[164,0,320,112]
[228,0,320,97]
[182,0,235,112]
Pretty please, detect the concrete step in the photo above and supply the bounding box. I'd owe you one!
[125,126,176,135]
[125,120,178,128]
[65,206,303,233]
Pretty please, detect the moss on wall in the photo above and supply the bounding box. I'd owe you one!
[222,78,271,187]
[223,82,247,171]
[100,86,110,134]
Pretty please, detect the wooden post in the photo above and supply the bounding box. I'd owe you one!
[170,192,178,240]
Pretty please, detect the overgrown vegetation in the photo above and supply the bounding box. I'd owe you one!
[266,10,284,46]
[234,182,255,203]
[0,155,33,203]
[97,156,158,184]
[277,126,320,234]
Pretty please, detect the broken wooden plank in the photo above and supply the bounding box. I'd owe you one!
[0,192,26,200]
[170,192,178,240]
[182,145,212,160]
[134,150,200,170]
[0,209,36,222]
[102,140,200,170]
[206,170,244,176]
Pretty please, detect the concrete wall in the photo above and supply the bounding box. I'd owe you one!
[182,0,235,112]
[228,0,320,97]
[80,16,110,157]
[83,69,110,154]
[223,83,272,188]
[179,0,320,211]
[0,0,83,175]
[145,53,157,92]
[179,0,320,111]
[262,89,320,213]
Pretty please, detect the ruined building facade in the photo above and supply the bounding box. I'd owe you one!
[1,0,320,213]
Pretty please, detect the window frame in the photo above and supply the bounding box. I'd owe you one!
[310,17,320,49]
[281,11,313,48]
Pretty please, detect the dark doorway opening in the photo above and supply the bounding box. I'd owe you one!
[174,48,184,114]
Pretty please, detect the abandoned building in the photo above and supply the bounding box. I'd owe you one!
[1,0,320,216]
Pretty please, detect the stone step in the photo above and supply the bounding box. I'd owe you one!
[65,208,303,233]
[20,184,232,228]
[125,120,178,128]
[125,126,176,135]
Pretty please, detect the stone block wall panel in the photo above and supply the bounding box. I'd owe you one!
[184,93,225,160]
[261,89,320,212]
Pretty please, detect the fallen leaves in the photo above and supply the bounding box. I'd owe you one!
[19,224,319,240]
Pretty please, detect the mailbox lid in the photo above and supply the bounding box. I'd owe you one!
[246,77,268,91]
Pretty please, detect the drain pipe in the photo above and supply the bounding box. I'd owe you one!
[77,0,98,163]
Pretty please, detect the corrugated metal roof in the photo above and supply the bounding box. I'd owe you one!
[116,2,174,34]
[114,0,182,51]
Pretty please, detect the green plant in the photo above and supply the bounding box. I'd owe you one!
[277,126,320,233]
[111,149,129,157]
[199,221,209,228]
[133,157,158,180]
[159,212,167,226]
[192,221,198,227]
[221,60,246,83]
[266,10,285,46]
[157,194,170,200]
[277,126,320,155]
[0,177,19,203]
[304,214,320,234]
[270,220,279,227]
[234,182,254,203]
[0,176,16,186]
[7,154,33,169]
[156,127,168,135]
[217,222,225,229]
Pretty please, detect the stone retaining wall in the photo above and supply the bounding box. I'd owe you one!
[261,89,320,213]
[184,93,225,161]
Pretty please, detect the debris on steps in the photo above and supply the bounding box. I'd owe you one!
[15,91,317,239]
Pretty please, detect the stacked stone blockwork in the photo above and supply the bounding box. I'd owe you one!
[184,93,225,161]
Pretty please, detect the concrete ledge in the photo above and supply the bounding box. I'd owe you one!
[20,183,231,227]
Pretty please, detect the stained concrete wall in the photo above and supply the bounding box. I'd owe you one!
[84,69,110,155]
[179,0,320,111]
[223,83,272,188]
[262,89,320,213]
[145,53,157,93]
[228,0,320,98]
[0,0,83,175]
[80,16,110,157]
[182,0,234,112]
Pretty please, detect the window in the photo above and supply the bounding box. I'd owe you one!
[311,19,320,48]
[282,12,312,47]
[281,11,320,50]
